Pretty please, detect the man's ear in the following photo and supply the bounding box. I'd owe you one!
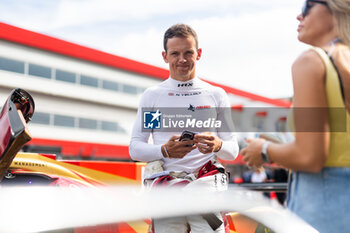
[162,51,168,63]
[196,48,202,61]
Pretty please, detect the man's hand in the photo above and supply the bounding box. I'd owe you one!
[194,132,222,154]
[163,135,197,158]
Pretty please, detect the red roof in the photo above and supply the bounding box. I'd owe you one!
[0,22,291,107]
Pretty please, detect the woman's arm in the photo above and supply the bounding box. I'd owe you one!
[241,49,330,172]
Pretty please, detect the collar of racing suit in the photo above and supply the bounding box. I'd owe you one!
[167,76,202,91]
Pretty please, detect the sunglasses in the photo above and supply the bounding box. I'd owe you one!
[302,0,329,17]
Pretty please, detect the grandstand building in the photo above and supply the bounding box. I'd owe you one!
[0,22,291,161]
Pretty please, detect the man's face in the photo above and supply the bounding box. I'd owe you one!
[162,36,202,81]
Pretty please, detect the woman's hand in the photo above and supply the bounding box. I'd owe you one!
[240,138,266,167]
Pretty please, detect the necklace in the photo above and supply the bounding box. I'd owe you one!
[328,38,341,56]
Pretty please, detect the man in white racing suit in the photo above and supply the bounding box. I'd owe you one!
[129,24,239,233]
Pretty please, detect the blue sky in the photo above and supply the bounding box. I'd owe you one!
[0,0,307,98]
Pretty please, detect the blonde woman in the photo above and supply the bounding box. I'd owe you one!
[241,0,350,232]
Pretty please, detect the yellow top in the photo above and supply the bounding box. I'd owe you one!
[311,47,350,167]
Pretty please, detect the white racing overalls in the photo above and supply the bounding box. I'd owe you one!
[129,77,239,232]
[145,159,229,233]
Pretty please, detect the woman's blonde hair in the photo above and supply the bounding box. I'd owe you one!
[329,0,350,46]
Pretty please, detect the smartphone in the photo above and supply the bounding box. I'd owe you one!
[179,130,196,146]
[180,130,196,141]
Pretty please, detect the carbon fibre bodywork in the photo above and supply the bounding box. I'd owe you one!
[0,88,34,181]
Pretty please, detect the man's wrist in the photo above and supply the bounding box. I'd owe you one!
[161,144,170,158]
[214,140,223,152]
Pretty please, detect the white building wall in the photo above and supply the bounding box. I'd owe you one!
[0,40,163,146]
[0,40,160,109]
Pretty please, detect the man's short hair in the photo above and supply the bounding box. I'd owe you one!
[163,24,199,52]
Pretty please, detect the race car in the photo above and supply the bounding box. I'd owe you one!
[0,88,150,232]
[4,152,144,187]
[3,152,152,233]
